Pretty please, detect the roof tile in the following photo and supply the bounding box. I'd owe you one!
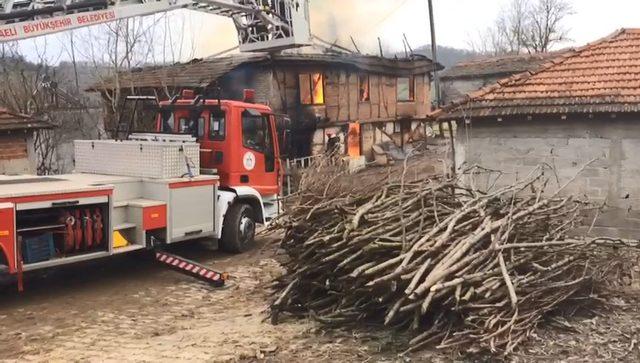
[439,29,640,119]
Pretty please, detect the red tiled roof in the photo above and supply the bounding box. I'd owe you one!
[438,29,640,120]
[440,50,570,80]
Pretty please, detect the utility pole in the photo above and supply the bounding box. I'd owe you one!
[428,0,440,106]
[427,0,455,175]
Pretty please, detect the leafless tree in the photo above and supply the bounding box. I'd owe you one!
[0,42,63,174]
[73,17,157,134]
[522,0,574,53]
[0,13,199,174]
[497,0,528,54]
[0,36,108,175]
[74,12,197,134]
[470,0,573,56]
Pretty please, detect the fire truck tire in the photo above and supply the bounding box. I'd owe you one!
[221,203,256,253]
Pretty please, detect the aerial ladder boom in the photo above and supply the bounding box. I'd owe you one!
[0,0,310,52]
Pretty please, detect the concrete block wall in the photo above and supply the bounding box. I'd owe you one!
[457,117,640,238]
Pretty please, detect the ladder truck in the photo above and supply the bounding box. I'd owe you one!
[0,0,311,290]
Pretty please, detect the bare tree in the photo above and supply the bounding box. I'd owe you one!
[78,18,158,134]
[0,12,198,175]
[0,42,65,174]
[522,0,574,53]
[470,0,573,56]
[497,0,528,54]
[73,12,197,134]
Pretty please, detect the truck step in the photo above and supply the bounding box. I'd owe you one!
[155,251,227,287]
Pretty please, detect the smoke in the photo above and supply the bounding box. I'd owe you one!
[310,0,415,54]
[190,0,417,58]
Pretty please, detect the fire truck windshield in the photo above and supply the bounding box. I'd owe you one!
[159,110,205,139]
[160,111,175,133]
[179,117,205,138]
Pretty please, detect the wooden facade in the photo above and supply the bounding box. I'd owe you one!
[96,52,437,160]
[217,62,433,159]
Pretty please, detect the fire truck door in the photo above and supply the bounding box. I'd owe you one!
[241,109,278,195]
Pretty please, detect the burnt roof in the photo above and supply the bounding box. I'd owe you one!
[440,51,571,80]
[90,50,441,91]
[437,29,640,120]
[0,108,52,132]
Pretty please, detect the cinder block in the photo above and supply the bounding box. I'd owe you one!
[520,156,546,166]
[583,188,606,199]
[580,168,604,178]
[587,177,610,189]
[542,138,569,147]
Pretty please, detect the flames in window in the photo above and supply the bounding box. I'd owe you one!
[299,73,324,105]
[359,75,370,102]
[312,73,324,104]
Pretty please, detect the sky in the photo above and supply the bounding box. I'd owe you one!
[12,0,640,63]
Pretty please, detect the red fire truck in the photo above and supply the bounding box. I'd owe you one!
[0,0,312,289]
[0,89,284,289]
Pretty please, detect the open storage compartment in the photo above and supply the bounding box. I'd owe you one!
[112,199,167,254]
[16,202,110,266]
[112,220,142,254]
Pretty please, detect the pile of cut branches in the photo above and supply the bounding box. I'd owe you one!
[270,159,615,354]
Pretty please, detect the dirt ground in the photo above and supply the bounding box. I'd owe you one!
[0,235,419,362]
[2,236,640,362]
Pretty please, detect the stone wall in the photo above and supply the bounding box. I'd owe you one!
[457,116,640,238]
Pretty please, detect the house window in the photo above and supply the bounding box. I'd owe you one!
[359,75,370,102]
[393,122,402,133]
[397,76,415,102]
[299,73,325,105]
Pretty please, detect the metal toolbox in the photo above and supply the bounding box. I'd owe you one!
[74,140,200,179]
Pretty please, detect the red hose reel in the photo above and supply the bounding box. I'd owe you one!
[58,208,104,254]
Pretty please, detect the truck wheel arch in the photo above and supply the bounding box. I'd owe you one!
[234,195,264,224]
[224,186,266,224]
[216,186,266,240]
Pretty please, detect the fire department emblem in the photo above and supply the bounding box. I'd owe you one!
[243,152,256,171]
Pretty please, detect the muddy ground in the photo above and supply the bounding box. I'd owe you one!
[2,237,640,362]
[0,235,418,362]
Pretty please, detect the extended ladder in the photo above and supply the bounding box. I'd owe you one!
[0,0,310,52]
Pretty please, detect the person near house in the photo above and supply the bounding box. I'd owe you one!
[326,132,340,155]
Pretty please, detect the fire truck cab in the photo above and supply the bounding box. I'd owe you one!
[154,89,282,251]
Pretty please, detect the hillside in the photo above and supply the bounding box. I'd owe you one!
[399,44,480,69]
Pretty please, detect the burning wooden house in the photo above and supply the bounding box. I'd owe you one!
[91,48,441,161]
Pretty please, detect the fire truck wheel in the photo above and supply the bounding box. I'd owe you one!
[221,203,256,253]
